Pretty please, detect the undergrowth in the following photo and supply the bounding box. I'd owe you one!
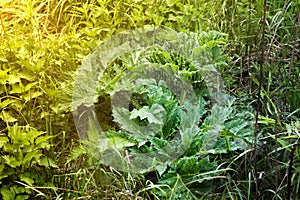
[0,0,299,199]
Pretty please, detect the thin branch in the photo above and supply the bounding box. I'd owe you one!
[287,145,295,199]
[288,8,300,77]
[253,0,267,198]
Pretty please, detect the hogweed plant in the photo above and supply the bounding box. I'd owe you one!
[70,27,255,199]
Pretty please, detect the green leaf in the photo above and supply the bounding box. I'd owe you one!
[3,155,22,168]
[0,99,16,110]
[7,74,21,84]
[19,173,34,186]
[113,107,144,136]
[130,106,151,120]
[108,136,135,149]
[0,135,9,148]
[158,172,178,186]
[67,145,87,164]
[156,162,169,176]
[86,118,100,142]
[0,69,10,85]
[21,91,43,102]
[1,186,15,200]
[0,111,18,123]
[16,195,30,200]
[175,156,217,175]
[130,104,166,124]
[23,150,42,165]
[0,164,8,183]
[35,135,52,146]
[38,157,58,168]
[9,82,37,94]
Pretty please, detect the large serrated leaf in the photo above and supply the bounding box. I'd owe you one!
[113,107,144,136]
[175,156,216,175]
[130,104,166,124]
